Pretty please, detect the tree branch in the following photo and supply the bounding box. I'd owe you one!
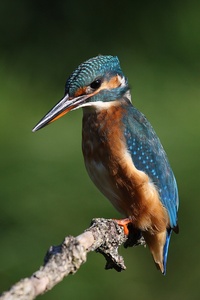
[0,218,145,300]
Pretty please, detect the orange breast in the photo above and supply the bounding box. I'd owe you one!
[82,102,169,234]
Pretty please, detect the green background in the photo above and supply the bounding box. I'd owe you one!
[0,0,199,299]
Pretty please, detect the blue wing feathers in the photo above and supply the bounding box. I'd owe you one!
[123,104,179,229]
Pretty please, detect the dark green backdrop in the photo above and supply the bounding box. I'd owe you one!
[1,0,199,299]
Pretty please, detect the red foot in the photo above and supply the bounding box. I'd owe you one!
[113,218,132,235]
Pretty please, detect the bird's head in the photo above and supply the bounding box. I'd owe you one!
[32,55,129,132]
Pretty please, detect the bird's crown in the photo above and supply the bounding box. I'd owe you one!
[65,55,126,97]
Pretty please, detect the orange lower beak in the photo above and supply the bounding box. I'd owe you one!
[32,93,90,132]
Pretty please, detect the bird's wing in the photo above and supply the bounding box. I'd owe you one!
[123,105,179,228]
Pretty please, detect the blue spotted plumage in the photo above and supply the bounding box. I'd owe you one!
[122,103,179,273]
[123,105,179,229]
[32,55,179,275]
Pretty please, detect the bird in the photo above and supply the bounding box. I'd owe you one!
[32,55,179,275]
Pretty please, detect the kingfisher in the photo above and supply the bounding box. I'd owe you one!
[32,55,179,274]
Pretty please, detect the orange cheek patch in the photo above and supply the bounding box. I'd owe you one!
[99,75,121,91]
[107,75,121,88]
[74,75,121,98]
[74,87,87,97]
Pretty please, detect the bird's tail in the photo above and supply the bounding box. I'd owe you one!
[143,229,172,275]
[162,229,172,275]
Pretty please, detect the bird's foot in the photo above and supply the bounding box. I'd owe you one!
[113,218,132,235]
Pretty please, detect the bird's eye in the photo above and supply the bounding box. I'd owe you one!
[90,79,102,90]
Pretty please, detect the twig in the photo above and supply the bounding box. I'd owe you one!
[0,218,145,300]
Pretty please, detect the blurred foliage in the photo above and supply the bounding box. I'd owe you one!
[0,0,200,299]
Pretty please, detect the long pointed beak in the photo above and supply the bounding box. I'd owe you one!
[32,93,90,132]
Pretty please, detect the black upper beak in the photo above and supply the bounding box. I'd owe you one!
[32,93,90,132]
